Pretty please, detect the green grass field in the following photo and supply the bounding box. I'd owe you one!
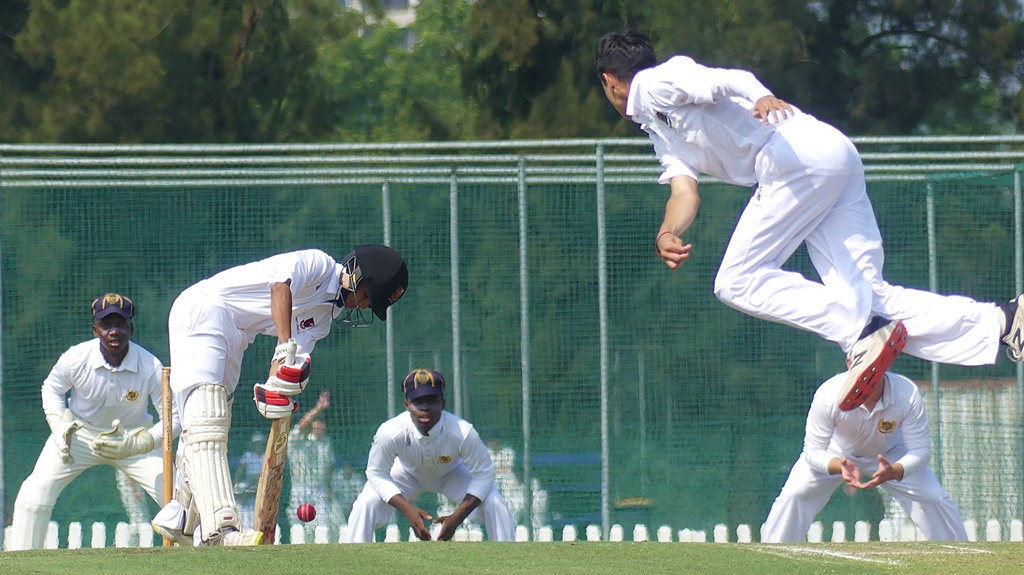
[3,542,1024,575]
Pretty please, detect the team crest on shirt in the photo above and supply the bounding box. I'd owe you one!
[877,419,897,433]
[438,455,452,464]
[655,111,677,129]
[125,390,139,401]
[298,317,315,330]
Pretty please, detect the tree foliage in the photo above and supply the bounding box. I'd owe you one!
[1,0,1024,143]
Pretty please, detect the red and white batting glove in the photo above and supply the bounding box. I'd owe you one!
[254,382,299,419]
[264,353,311,396]
[271,341,293,364]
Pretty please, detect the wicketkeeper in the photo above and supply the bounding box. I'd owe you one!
[151,246,407,546]
[9,294,180,550]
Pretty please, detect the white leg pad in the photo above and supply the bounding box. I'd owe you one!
[173,465,200,537]
[181,384,238,542]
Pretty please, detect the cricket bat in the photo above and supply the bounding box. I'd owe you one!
[253,338,297,544]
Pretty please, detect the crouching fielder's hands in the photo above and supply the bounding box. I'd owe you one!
[46,410,84,464]
[91,422,156,459]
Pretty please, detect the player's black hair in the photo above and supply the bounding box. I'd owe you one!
[596,30,657,82]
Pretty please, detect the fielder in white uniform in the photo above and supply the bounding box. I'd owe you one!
[346,369,516,543]
[762,371,966,543]
[596,30,1024,411]
[8,294,180,550]
[151,245,408,546]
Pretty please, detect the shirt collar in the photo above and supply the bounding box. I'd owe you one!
[89,339,138,372]
[625,75,641,120]
[858,374,892,415]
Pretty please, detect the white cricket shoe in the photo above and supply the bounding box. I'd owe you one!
[839,319,907,411]
[1003,295,1024,362]
[151,500,194,546]
[220,528,264,546]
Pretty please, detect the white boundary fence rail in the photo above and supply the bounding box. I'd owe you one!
[5,517,1024,548]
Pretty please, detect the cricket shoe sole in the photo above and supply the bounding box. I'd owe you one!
[839,319,907,411]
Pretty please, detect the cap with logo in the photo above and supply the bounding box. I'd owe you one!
[91,293,135,320]
[402,368,445,400]
[352,244,408,321]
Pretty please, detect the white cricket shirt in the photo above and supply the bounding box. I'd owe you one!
[365,411,496,504]
[181,249,344,354]
[40,338,173,441]
[626,55,780,186]
[802,372,931,478]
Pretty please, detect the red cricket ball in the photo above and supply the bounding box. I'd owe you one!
[297,503,316,523]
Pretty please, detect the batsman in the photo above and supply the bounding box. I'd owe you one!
[151,246,408,546]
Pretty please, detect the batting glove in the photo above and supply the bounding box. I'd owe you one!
[264,353,311,396]
[254,382,299,419]
[46,410,84,464]
[91,424,156,459]
[271,342,290,364]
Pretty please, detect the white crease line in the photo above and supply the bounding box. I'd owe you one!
[937,545,992,554]
[753,545,903,566]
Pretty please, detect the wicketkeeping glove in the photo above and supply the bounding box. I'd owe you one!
[90,422,156,459]
[264,353,311,396]
[254,382,299,419]
[46,410,84,464]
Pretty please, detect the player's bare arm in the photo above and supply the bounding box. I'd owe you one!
[436,494,483,541]
[296,391,329,432]
[269,280,293,375]
[389,493,434,540]
[751,95,793,125]
[656,175,699,269]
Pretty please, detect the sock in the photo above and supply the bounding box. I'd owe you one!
[858,316,888,340]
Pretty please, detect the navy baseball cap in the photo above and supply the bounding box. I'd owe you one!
[402,369,446,400]
[353,244,408,321]
[91,293,135,320]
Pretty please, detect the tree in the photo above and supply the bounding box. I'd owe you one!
[3,0,364,143]
[464,0,1024,136]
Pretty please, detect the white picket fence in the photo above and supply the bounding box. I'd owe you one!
[5,517,1024,549]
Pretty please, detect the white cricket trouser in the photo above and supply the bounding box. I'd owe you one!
[345,464,516,543]
[167,288,249,402]
[713,114,1001,365]
[8,426,164,550]
[761,456,967,543]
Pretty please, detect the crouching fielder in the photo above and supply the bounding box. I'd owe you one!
[346,369,515,542]
[762,371,966,543]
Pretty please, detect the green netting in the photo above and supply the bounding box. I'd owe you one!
[1,143,1022,545]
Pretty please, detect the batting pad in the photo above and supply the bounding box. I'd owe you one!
[181,384,239,539]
